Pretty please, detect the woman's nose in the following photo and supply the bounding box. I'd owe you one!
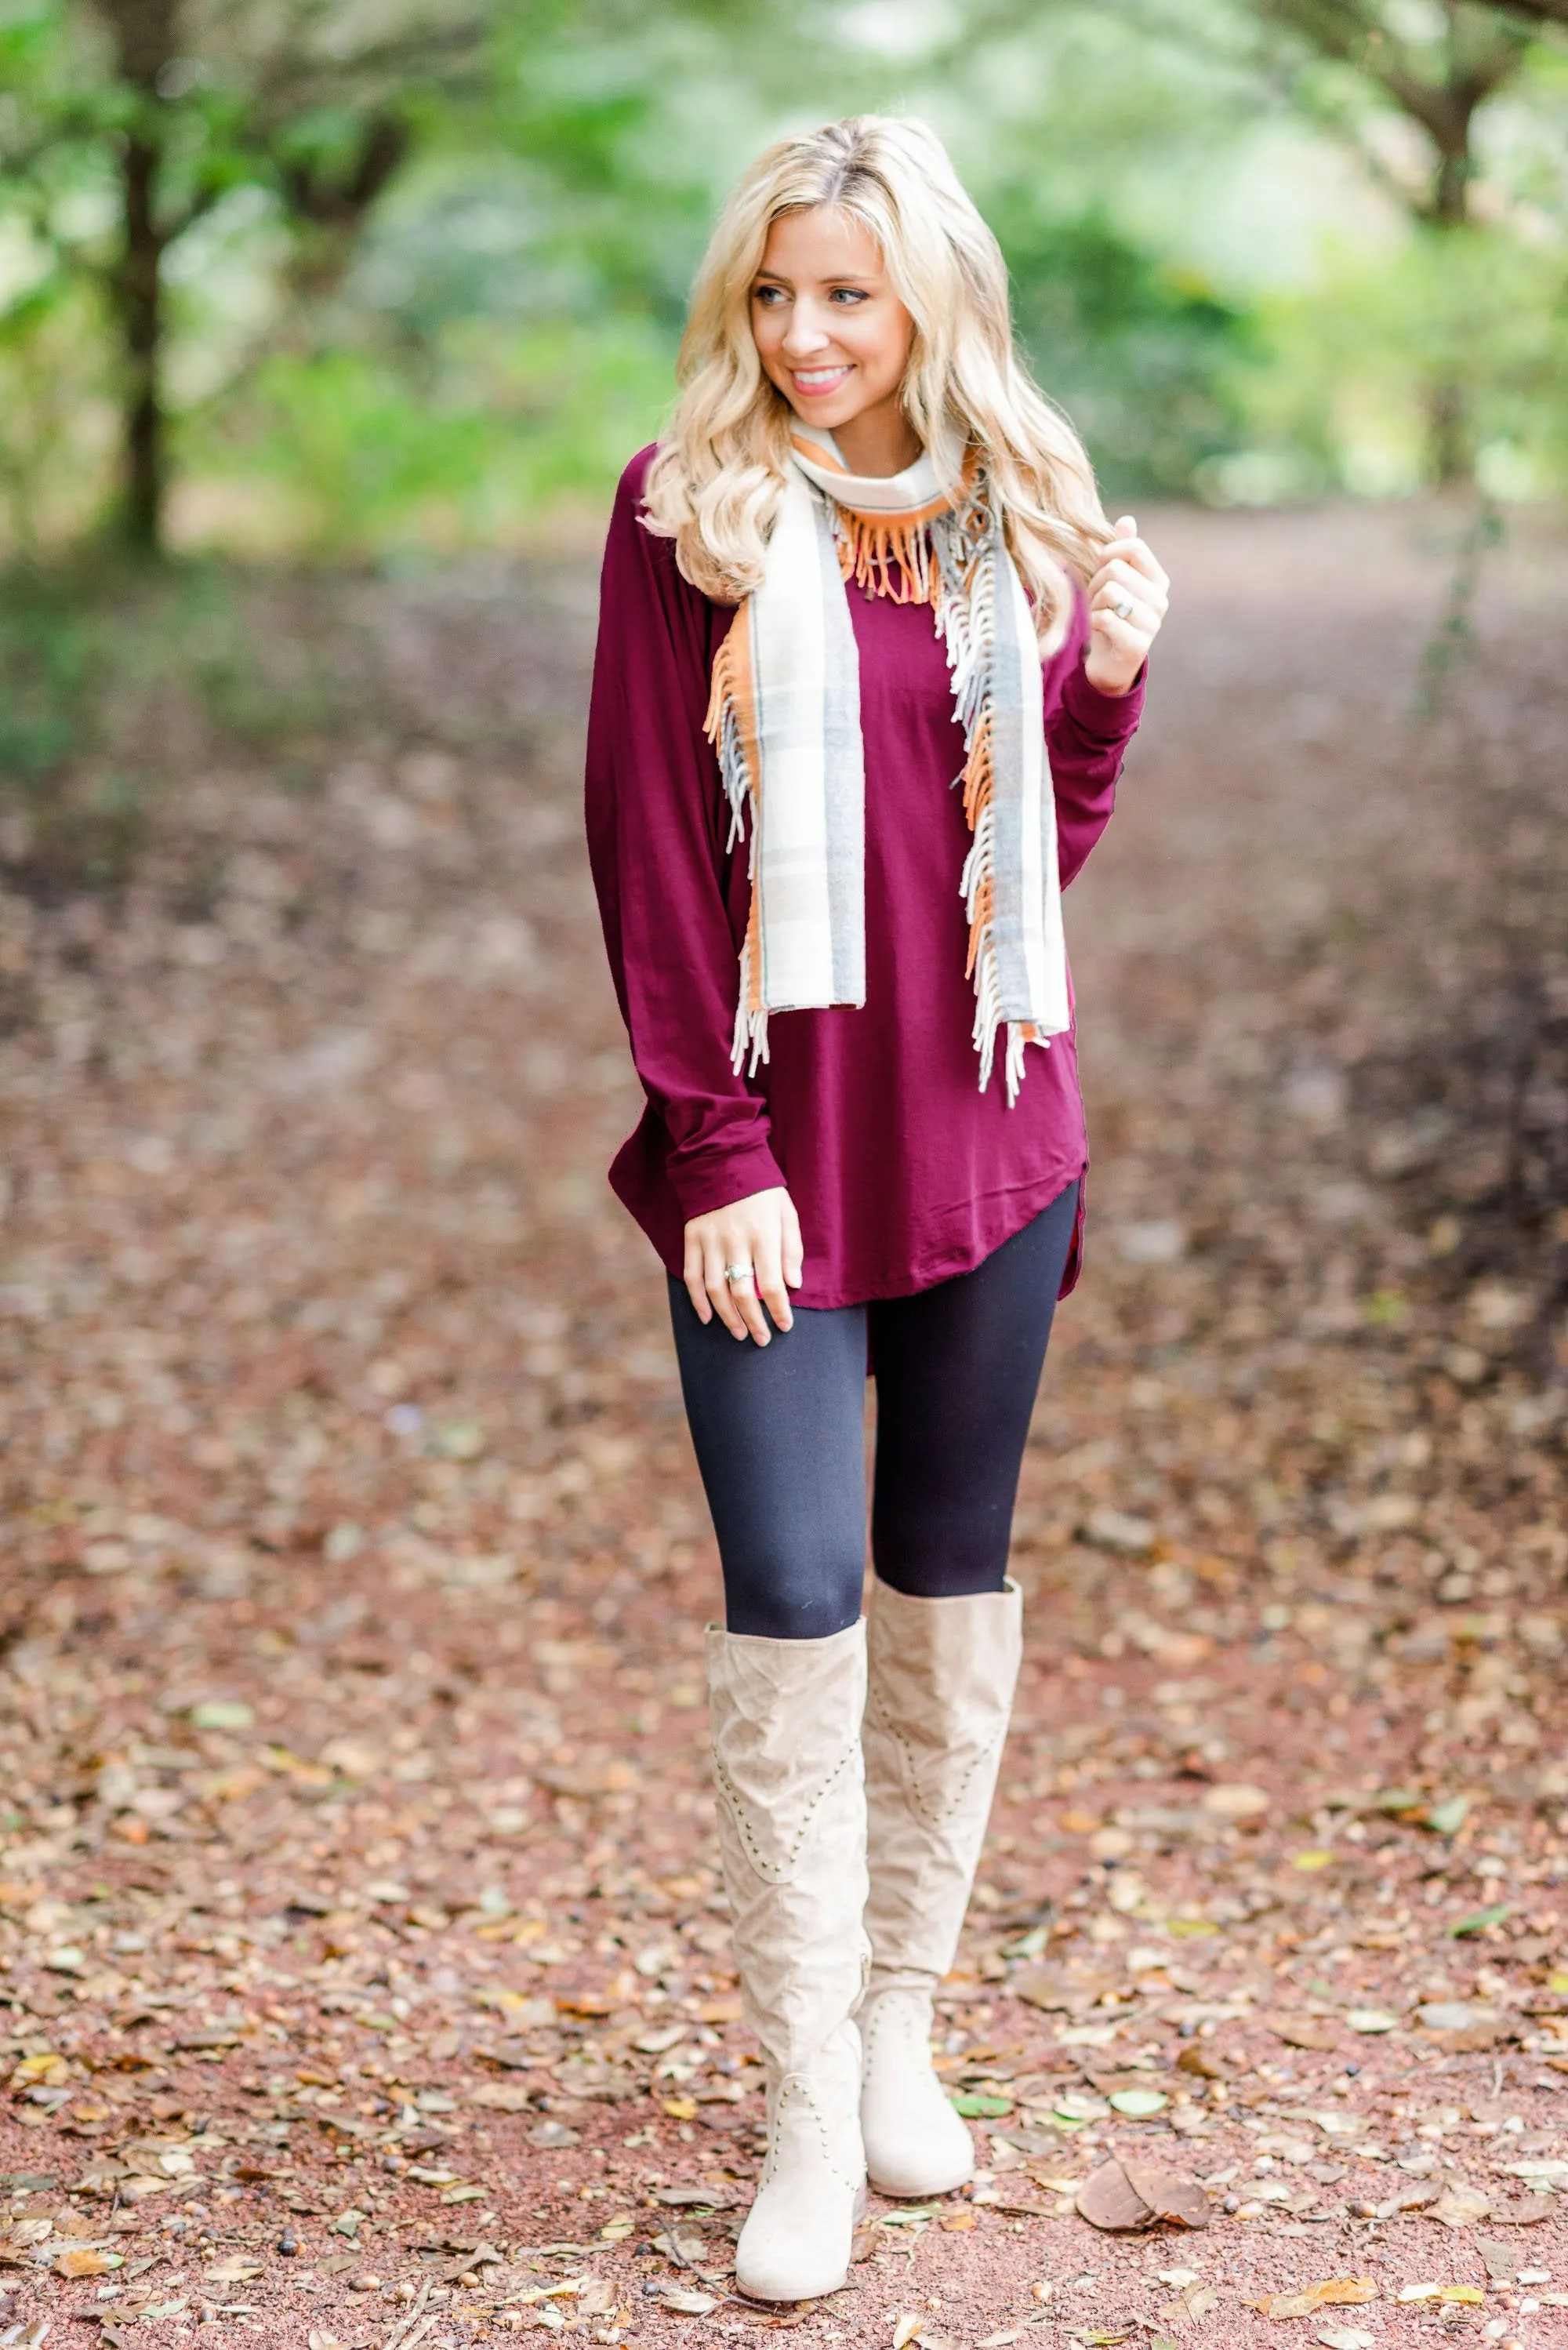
[780,303,833,358]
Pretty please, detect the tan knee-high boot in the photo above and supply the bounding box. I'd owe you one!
[859,1578,1022,2197]
[706,1622,869,2301]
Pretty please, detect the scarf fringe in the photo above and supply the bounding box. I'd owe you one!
[831,509,939,606]
[704,627,771,1076]
[930,472,1044,1104]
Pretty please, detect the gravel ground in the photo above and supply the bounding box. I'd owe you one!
[0,500,1565,2350]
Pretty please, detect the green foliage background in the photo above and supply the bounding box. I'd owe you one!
[0,0,1564,557]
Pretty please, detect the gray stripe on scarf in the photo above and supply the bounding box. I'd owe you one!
[982,518,1033,1013]
[815,493,866,1007]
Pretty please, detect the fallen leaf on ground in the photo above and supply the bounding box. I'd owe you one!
[1448,1903,1509,1938]
[1247,2279,1376,2318]
[1490,2196,1553,2224]
[1123,2161,1210,2229]
[1076,2159,1209,2232]
[1200,1784,1269,1820]
[1156,2284,1218,2326]
[1108,2088,1167,2117]
[1415,2000,1511,2049]
[1271,2018,1339,2051]
[55,2248,122,2277]
[13,2054,71,2086]
[1428,2184,1492,2228]
[1375,2184,1439,2217]
[1077,2162,1154,2232]
[1083,1506,1155,1553]
[205,2255,265,2282]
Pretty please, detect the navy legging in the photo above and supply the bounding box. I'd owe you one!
[667,1182,1079,1638]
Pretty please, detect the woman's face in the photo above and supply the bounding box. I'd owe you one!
[750,206,915,452]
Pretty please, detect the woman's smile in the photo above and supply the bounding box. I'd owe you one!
[789,361,854,396]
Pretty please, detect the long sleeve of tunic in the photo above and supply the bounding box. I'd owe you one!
[584,445,1145,1310]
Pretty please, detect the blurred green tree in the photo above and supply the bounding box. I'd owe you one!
[1227,0,1563,477]
[0,0,505,551]
[1245,2,1534,226]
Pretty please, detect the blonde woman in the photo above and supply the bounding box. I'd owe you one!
[586,117,1167,2301]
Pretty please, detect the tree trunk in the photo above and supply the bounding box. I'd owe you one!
[1432,140,1471,229]
[100,0,181,554]
[1425,375,1468,489]
[117,131,165,553]
[1425,118,1474,488]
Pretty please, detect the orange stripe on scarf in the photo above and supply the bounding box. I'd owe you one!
[960,705,993,830]
[704,616,765,1016]
[964,870,993,981]
[960,705,995,977]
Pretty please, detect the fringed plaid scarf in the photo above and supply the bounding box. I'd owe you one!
[704,421,1069,1102]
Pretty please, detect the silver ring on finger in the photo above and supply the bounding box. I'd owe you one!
[1112,596,1134,621]
[723,1262,755,1286]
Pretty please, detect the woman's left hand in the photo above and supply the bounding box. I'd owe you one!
[1083,514,1169,697]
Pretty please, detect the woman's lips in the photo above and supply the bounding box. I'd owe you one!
[789,364,852,397]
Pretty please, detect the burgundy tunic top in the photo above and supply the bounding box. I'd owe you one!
[585,446,1145,1311]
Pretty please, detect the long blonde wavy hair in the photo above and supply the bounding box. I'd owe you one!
[642,114,1111,651]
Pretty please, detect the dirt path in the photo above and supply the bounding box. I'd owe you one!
[0,505,1565,2350]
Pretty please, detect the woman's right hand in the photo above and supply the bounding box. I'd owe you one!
[683,1186,804,1344]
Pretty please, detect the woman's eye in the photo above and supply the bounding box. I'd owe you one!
[830,288,868,304]
[753,286,785,307]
